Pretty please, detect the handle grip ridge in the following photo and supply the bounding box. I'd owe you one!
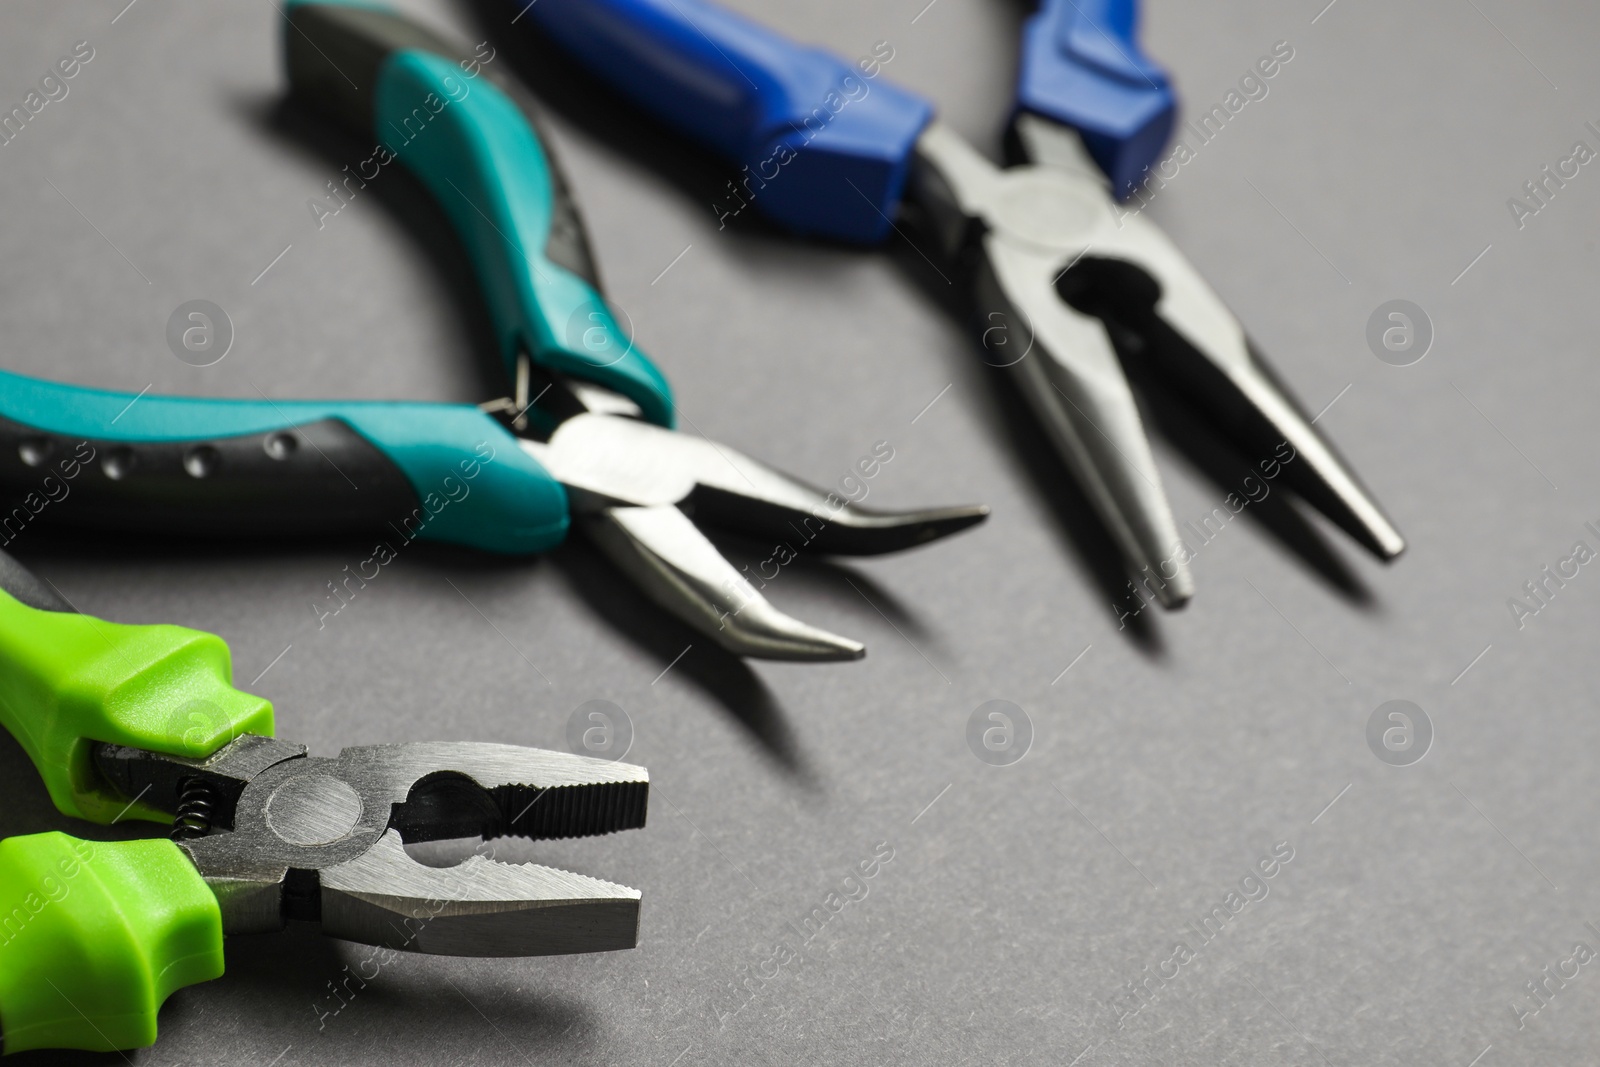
[0,833,223,1054]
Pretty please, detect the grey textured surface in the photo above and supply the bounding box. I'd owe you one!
[0,1,1595,1064]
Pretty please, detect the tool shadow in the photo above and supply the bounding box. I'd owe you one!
[242,93,509,404]
[463,7,1166,647]
[461,1,1383,629]
[230,95,817,775]
[1115,323,1378,608]
[551,533,818,783]
[893,236,1377,614]
[457,4,1157,650]
[0,728,150,845]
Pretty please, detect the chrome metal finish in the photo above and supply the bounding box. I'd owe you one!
[521,405,987,660]
[149,736,649,958]
[911,115,1405,605]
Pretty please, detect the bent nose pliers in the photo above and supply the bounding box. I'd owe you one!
[519,0,1406,608]
[0,548,648,1054]
[0,1,986,661]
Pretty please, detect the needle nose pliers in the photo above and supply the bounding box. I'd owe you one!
[0,547,648,1054]
[0,1,986,661]
[520,0,1407,608]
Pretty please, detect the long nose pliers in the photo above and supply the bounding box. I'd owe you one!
[519,0,1407,608]
[0,547,648,1054]
[0,1,986,661]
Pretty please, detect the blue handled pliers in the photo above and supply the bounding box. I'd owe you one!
[520,0,1406,608]
[0,1,987,661]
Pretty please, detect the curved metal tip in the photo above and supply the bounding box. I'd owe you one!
[583,504,867,662]
[769,500,990,556]
[1353,512,1406,562]
[712,598,866,661]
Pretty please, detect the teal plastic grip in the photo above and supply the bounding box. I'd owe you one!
[0,369,569,555]
[0,834,224,1053]
[375,52,674,427]
[282,2,675,426]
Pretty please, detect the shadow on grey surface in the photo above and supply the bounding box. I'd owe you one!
[218,922,600,1051]
[460,4,1170,650]
[3,528,543,588]
[459,1,1390,633]
[1060,263,1380,609]
[0,727,151,844]
[705,531,938,644]
[551,533,815,784]
[1126,345,1377,608]
[6,921,600,1064]
[885,221,1170,655]
[238,91,512,404]
[896,224,1380,620]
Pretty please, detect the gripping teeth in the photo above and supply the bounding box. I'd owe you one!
[319,830,642,957]
[500,780,650,839]
[334,742,650,844]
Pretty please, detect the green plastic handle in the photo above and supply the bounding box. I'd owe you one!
[0,564,262,1051]
[0,833,224,1054]
[0,585,274,825]
[284,1,676,427]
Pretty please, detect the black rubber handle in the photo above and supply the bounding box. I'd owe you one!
[0,416,418,547]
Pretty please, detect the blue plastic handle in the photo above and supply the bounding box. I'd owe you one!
[0,370,569,554]
[523,0,934,245]
[285,2,675,426]
[1015,0,1176,198]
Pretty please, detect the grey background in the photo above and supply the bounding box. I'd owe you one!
[0,0,1593,1064]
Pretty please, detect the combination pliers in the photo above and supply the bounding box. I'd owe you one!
[0,547,647,1054]
[520,0,1407,608]
[0,1,986,661]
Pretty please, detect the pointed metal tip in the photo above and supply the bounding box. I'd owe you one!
[1156,585,1192,611]
[1367,523,1406,562]
[1296,449,1409,564]
[1144,562,1193,610]
[720,498,992,557]
[583,504,867,662]
[713,601,866,662]
[914,503,992,542]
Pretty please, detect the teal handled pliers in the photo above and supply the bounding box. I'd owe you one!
[0,1,986,661]
[0,547,648,1054]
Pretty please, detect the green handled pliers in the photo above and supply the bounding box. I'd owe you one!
[0,1,986,661]
[0,548,648,1054]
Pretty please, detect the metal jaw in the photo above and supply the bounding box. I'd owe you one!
[910,116,1405,607]
[96,737,649,958]
[519,381,989,661]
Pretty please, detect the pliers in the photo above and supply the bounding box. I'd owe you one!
[519,0,1407,608]
[0,1,986,661]
[0,547,648,1054]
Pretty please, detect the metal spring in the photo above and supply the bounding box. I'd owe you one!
[171,778,218,841]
